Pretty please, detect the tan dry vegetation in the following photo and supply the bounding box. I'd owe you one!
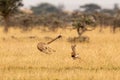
[0,27,120,80]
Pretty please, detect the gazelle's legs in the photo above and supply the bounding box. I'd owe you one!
[42,46,55,54]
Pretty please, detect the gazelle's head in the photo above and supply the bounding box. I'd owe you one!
[71,44,76,48]
[71,44,76,52]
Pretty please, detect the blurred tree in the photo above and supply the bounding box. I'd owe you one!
[0,0,23,32]
[114,3,119,12]
[80,3,101,13]
[72,15,96,37]
[101,9,114,15]
[58,4,64,11]
[100,4,119,15]
[67,15,97,43]
[31,3,62,15]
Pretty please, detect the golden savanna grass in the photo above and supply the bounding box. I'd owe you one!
[0,27,120,80]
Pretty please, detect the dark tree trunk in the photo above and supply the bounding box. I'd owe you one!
[99,24,103,32]
[112,20,117,33]
[77,28,84,37]
[77,28,81,37]
[112,26,116,33]
[3,16,10,33]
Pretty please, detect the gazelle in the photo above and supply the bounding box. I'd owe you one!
[71,44,80,59]
[37,35,62,54]
[71,44,87,63]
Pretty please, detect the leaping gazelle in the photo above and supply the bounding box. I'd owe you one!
[71,44,80,59]
[37,35,62,54]
[71,44,87,63]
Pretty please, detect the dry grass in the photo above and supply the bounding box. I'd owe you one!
[0,27,120,80]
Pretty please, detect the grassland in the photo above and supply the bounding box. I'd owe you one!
[0,27,120,80]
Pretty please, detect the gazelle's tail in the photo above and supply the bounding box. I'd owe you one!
[47,35,62,44]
